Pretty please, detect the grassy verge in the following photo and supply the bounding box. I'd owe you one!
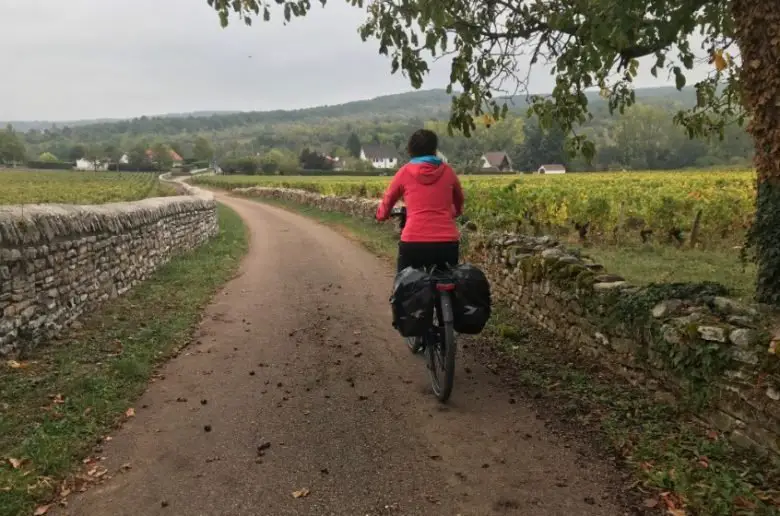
[0,204,248,516]
[581,244,755,301]
[258,197,399,261]
[246,194,779,516]
[480,308,779,516]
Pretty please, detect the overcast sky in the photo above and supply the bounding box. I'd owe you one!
[0,0,714,121]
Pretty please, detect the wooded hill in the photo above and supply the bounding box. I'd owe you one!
[3,87,753,172]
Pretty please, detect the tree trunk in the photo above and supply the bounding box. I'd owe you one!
[733,0,780,304]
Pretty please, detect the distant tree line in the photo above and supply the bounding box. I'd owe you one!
[6,89,754,174]
[1,131,216,172]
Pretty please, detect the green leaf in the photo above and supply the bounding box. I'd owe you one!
[673,67,686,90]
[581,140,596,163]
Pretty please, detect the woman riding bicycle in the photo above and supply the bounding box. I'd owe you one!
[375,129,464,273]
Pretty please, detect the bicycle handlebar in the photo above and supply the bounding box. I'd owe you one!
[390,206,407,230]
[390,206,464,224]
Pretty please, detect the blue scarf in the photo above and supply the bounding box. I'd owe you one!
[409,155,442,165]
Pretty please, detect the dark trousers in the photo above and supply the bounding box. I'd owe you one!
[396,241,459,274]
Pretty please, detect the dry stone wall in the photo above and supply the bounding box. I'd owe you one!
[234,185,780,459]
[0,178,218,357]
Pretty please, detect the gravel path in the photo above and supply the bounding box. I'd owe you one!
[57,194,629,516]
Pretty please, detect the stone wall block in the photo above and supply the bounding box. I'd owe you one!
[0,176,217,357]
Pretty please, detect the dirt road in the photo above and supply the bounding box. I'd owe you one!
[58,194,628,516]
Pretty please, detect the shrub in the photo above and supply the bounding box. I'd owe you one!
[107,163,160,172]
[221,156,260,175]
[25,160,75,170]
[297,169,393,176]
[38,152,59,162]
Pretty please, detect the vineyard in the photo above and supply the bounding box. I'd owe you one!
[0,169,177,205]
[194,170,756,247]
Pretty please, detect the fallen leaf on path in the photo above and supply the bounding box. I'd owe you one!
[8,457,25,469]
[734,496,757,509]
[292,488,310,498]
[643,498,659,508]
[7,360,26,369]
[125,407,135,418]
[33,505,50,515]
[660,491,686,515]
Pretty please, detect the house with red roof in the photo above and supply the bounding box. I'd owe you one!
[145,147,184,167]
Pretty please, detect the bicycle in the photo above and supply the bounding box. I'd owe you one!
[390,206,457,403]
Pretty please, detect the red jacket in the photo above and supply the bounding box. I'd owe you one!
[376,161,464,242]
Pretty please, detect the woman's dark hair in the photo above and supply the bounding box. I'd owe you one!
[406,129,438,158]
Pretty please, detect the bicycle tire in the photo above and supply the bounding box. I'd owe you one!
[428,291,456,402]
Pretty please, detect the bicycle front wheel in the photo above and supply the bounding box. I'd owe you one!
[405,336,424,354]
[427,291,456,403]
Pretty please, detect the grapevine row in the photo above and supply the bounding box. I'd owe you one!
[0,170,169,205]
[194,170,755,246]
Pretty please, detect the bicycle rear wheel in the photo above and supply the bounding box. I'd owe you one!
[427,291,456,402]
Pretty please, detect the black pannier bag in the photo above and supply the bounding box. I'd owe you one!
[451,263,492,334]
[391,267,434,337]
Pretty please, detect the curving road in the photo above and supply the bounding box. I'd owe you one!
[57,194,628,516]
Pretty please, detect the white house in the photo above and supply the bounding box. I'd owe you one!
[75,158,108,171]
[76,154,130,171]
[324,155,346,171]
[359,144,399,169]
[537,164,566,174]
